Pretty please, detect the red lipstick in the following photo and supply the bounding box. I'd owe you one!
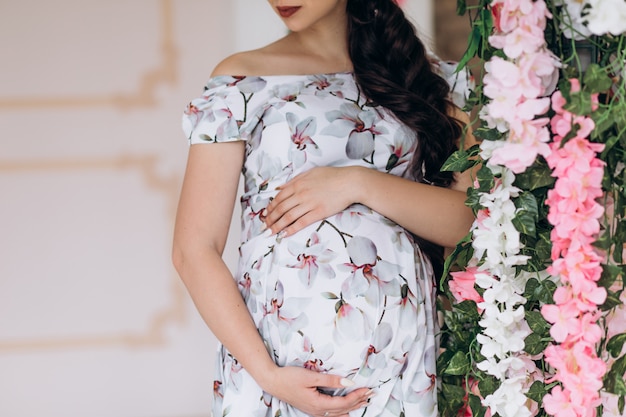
[277,6,301,18]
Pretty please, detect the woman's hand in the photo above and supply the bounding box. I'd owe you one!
[259,366,373,417]
[264,166,361,237]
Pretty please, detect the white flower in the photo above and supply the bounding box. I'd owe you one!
[483,379,533,417]
[557,0,593,40]
[585,0,626,36]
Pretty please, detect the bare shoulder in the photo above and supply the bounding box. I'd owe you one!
[211,50,264,77]
[210,37,296,77]
[208,35,327,78]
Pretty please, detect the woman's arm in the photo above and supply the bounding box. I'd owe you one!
[264,113,477,249]
[172,142,371,416]
[173,142,275,377]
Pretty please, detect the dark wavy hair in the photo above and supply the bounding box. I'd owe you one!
[346,0,464,276]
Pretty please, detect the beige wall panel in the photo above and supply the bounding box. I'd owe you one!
[0,1,236,416]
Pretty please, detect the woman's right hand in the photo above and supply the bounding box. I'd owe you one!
[258,366,374,417]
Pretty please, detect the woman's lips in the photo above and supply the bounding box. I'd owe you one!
[277,6,301,18]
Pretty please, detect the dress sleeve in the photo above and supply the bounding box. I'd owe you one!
[182,76,266,145]
[433,59,475,110]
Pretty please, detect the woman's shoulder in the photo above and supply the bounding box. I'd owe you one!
[211,38,293,77]
[211,50,267,78]
[210,36,347,78]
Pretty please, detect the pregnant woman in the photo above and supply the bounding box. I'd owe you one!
[172,1,476,416]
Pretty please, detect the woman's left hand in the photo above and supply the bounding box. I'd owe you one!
[264,166,360,237]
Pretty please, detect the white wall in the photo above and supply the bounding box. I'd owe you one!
[0,1,433,416]
[0,1,233,416]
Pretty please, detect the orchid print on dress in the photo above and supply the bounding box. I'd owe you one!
[291,335,335,373]
[385,124,417,172]
[285,231,337,288]
[306,74,346,98]
[322,101,388,162]
[286,112,320,168]
[358,323,394,377]
[261,280,310,345]
[339,236,403,303]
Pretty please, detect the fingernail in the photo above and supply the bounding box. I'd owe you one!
[340,378,355,387]
[276,230,287,242]
[260,222,267,232]
[366,389,376,398]
[262,208,268,217]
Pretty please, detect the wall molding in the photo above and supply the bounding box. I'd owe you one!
[0,155,186,352]
[0,0,177,110]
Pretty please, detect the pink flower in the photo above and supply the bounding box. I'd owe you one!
[543,386,577,417]
[541,303,579,343]
[449,267,485,304]
[568,312,602,345]
[552,91,567,114]
[519,52,559,97]
[489,25,546,59]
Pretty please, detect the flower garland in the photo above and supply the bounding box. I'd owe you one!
[446,1,559,416]
[541,79,607,416]
[438,0,626,416]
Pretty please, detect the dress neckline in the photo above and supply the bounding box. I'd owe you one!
[210,71,354,81]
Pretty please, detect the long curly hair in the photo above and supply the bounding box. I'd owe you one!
[346,0,464,275]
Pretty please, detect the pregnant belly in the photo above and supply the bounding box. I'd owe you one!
[236,204,434,388]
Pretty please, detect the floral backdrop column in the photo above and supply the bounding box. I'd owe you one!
[437,1,626,417]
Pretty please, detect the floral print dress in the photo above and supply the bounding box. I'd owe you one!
[183,72,439,417]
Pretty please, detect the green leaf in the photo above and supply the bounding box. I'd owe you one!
[441,233,473,285]
[454,300,481,320]
[516,192,539,219]
[604,364,626,396]
[444,351,470,375]
[534,230,553,265]
[478,376,499,397]
[512,210,537,237]
[598,264,623,289]
[583,63,613,94]
[607,333,626,358]
[468,394,486,417]
[592,107,614,141]
[600,135,620,157]
[525,310,550,335]
[530,279,557,304]
[526,380,548,403]
[476,165,495,192]
[474,127,503,141]
[442,149,477,172]
[437,348,457,373]
[466,187,482,211]
[610,354,626,379]
[513,161,555,190]
[457,24,482,72]
[524,278,541,301]
[524,332,551,355]
[456,0,467,16]
[441,383,467,411]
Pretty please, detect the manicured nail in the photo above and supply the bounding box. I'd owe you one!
[340,378,355,387]
[262,208,268,217]
[365,389,376,398]
[260,222,267,232]
[276,230,287,242]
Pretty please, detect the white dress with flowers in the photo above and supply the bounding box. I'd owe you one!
[183,72,439,417]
